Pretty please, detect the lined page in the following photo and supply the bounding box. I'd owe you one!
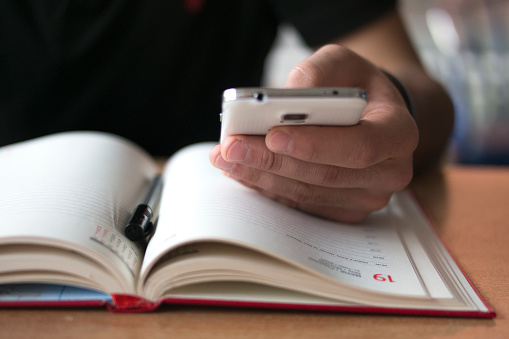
[143,143,448,298]
[0,132,158,293]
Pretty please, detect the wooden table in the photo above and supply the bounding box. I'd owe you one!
[1,165,508,338]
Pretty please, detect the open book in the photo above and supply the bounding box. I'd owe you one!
[0,132,494,317]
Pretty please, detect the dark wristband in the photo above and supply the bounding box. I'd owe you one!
[381,70,415,119]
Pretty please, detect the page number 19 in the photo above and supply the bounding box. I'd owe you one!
[373,274,396,283]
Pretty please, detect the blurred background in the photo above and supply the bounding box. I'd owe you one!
[263,0,509,165]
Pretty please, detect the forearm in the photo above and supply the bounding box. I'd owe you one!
[395,68,454,172]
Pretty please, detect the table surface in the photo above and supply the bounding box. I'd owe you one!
[1,165,508,339]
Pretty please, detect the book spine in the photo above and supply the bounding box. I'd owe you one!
[108,294,159,313]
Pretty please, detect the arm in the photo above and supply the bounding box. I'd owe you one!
[210,9,454,222]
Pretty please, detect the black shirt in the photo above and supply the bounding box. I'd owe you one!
[0,0,396,155]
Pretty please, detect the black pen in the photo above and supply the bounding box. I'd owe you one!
[124,175,163,241]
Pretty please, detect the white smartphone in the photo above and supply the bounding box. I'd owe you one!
[219,87,367,142]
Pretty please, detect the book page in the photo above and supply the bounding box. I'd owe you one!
[142,143,449,299]
[0,132,158,294]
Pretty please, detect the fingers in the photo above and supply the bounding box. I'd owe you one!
[210,144,394,223]
[210,138,413,191]
[238,180,375,224]
[220,167,393,211]
[207,44,419,223]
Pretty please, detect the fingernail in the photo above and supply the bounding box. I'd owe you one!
[268,131,290,153]
[226,140,249,162]
[214,155,234,171]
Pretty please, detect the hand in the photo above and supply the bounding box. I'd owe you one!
[209,44,418,223]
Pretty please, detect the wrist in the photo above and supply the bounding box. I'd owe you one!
[380,70,415,119]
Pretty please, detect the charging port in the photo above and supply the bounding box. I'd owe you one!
[281,113,308,123]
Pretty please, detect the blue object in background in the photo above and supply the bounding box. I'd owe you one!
[423,0,509,165]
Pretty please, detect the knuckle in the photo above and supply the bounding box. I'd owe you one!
[353,113,419,169]
[399,168,414,189]
[259,149,280,172]
[365,194,392,211]
[269,193,300,211]
[319,166,344,187]
[393,124,419,157]
[288,63,322,86]
[330,209,370,224]
[357,147,379,168]
[344,213,370,224]
[352,138,380,168]
[387,166,413,191]
[230,165,263,185]
[296,138,320,163]
[290,182,316,205]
